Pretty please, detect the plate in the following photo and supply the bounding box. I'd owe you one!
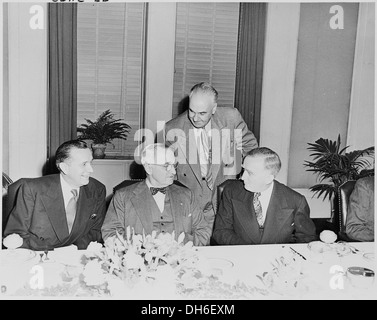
[47,250,83,266]
[363,252,375,262]
[207,258,234,270]
[1,248,37,264]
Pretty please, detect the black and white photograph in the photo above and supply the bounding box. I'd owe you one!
[1,0,375,303]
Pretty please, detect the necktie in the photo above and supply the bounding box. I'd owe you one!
[200,129,213,190]
[253,192,264,227]
[66,189,78,233]
[150,187,167,195]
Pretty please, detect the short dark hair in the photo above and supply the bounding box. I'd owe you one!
[245,147,281,177]
[189,82,218,103]
[55,139,90,170]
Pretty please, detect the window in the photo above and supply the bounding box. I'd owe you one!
[173,2,240,118]
[77,3,146,157]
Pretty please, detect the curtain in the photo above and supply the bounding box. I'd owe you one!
[45,3,77,175]
[234,3,267,143]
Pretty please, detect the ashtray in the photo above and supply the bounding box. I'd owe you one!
[346,266,375,289]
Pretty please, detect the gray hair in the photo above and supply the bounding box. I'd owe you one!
[245,147,281,177]
[140,143,174,166]
[189,82,218,103]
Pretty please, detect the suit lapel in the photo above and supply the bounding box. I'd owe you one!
[130,182,154,234]
[167,185,184,236]
[181,117,203,184]
[232,189,261,244]
[261,181,293,243]
[209,114,225,182]
[65,184,96,244]
[41,176,69,243]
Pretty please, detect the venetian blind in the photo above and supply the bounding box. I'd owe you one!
[77,3,145,157]
[172,3,240,118]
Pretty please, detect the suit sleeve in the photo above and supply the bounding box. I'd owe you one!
[345,180,374,241]
[3,180,44,249]
[293,196,317,243]
[189,191,211,246]
[101,190,127,241]
[72,183,107,250]
[212,185,248,245]
[233,108,258,155]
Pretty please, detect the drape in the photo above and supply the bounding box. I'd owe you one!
[45,3,77,175]
[234,3,267,143]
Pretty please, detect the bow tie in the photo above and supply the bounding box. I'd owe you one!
[150,187,167,195]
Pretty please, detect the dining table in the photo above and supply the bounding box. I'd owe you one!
[0,240,375,300]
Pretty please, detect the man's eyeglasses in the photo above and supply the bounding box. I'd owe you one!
[150,163,178,171]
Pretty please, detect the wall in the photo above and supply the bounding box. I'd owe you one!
[288,2,359,188]
[6,2,48,180]
[2,3,9,174]
[347,2,375,151]
[144,2,176,144]
[260,3,300,184]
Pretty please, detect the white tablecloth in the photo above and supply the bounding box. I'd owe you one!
[1,242,376,299]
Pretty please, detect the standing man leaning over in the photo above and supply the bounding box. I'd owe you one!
[164,82,258,231]
[4,140,107,250]
[213,147,317,245]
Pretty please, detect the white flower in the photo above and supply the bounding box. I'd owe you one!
[82,260,106,286]
[86,241,103,257]
[124,249,144,270]
[319,230,337,243]
[3,233,23,249]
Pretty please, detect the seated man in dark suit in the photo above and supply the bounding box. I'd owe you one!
[345,176,374,241]
[102,143,211,246]
[213,147,317,245]
[4,140,107,250]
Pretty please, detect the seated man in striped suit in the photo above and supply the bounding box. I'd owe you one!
[102,143,211,246]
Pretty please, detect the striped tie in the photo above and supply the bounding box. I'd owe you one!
[253,192,264,227]
[200,129,213,190]
[66,189,78,233]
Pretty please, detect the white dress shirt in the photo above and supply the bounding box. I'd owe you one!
[60,174,80,210]
[257,181,274,225]
[193,122,211,164]
[146,179,165,213]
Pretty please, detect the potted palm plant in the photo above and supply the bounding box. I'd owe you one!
[77,109,131,159]
[304,135,374,201]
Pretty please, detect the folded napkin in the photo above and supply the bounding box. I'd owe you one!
[48,245,82,266]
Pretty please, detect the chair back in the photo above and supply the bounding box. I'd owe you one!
[113,179,144,194]
[338,180,357,234]
[216,179,238,212]
[2,176,25,233]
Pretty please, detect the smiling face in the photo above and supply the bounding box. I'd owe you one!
[241,155,274,193]
[145,147,177,187]
[188,92,217,128]
[60,147,94,188]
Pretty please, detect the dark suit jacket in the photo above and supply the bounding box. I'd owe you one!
[345,176,374,241]
[164,107,258,214]
[4,174,106,250]
[212,180,317,245]
[101,181,211,246]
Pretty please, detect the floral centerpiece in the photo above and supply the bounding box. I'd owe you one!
[81,228,203,298]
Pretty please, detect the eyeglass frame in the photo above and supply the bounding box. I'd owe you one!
[148,162,179,171]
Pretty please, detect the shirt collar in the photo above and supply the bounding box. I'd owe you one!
[60,174,80,196]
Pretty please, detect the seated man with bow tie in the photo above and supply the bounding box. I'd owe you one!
[101,143,211,246]
[212,147,317,245]
[3,140,107,250]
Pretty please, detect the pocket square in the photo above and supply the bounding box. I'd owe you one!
[90,214,97,219]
